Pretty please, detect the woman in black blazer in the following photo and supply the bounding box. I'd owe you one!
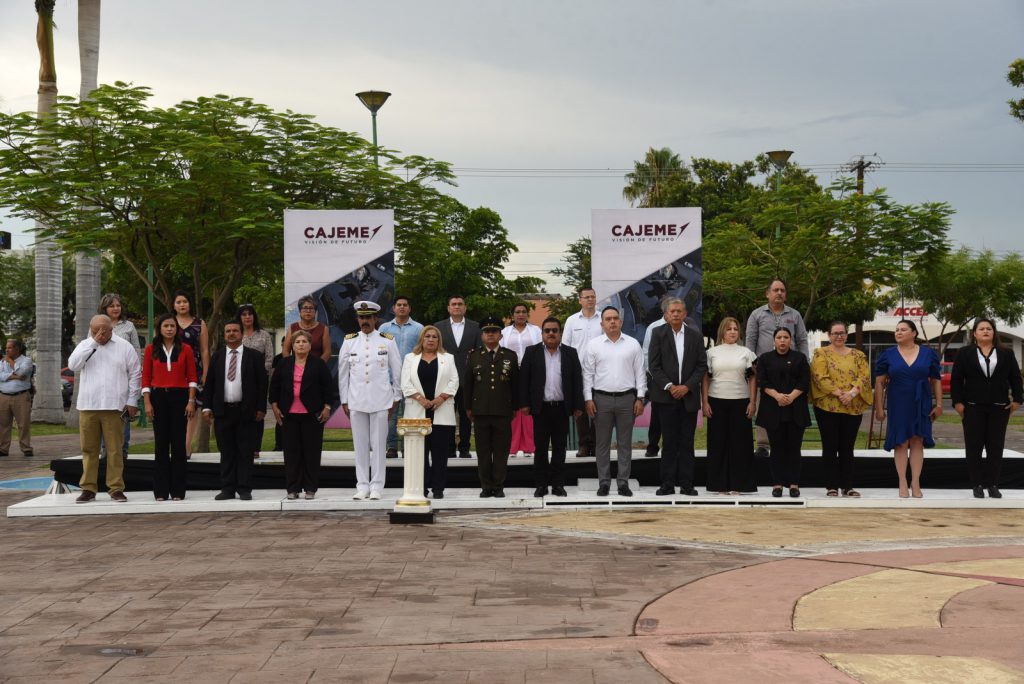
[755,327,811,498]
[269,330,338,499]
[951,318,1022,498]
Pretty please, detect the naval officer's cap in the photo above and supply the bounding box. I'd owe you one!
[354,300,381,316]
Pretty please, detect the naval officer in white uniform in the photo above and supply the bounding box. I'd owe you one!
[338,301,403,500]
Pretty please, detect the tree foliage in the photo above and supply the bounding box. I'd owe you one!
[1009,58,1024,122]
[546,237,591,322]
[906,247,1024,356]
[397,205,545,323]
[622,147,688,208]
[0,82,520,340]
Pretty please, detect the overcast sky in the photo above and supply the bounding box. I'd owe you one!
[1,0,1022,293]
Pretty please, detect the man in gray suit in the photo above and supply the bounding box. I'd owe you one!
[434,295,483,458]
[648,298,707,496]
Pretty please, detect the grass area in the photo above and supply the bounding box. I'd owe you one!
[12,423,81,437]
[933,413,1024,426]
[134,428,355,455]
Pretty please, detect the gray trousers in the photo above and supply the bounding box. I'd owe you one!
[593,392,635,486]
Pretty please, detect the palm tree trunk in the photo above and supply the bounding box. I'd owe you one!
[67,0,103,429]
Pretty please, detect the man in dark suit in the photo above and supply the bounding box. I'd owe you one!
[434,295,482,458]
[519,317,585,498]
[202,319,267,500]
[648,298,707,496]
[464,316,518,498]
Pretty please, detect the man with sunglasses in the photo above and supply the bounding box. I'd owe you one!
[338,300,402,500]
[519,317,584,497]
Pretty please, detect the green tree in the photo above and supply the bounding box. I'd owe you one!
[907,248,1024,356]
[547,237,591,322]
[1009,58,1024,122]
[622,147,688,208]
[0,83,462,340]
[397,204,545,323]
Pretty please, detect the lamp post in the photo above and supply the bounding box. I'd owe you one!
[766,150,793,237]
[356,90,391,168]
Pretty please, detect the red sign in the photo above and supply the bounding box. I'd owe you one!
[891,307,928,317]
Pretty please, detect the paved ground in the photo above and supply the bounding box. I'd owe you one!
[2,487,1023,683]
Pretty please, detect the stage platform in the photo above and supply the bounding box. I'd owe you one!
[8,482,1024,518]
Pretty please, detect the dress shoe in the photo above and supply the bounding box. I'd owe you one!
[75,490,96,503]
[492,488,506,498]
[596,483,610,496]
[789,487,801,498]
[156,497,166,502]
[172,497,182,501]
[459,451,473,459]
[771,487,783,498]
[304,491,315,500]
[238,492,253,501]
[432,490,444,500]
[576,448,591,458]
[656,485,675,496]
[644,449,659,458]
[0,451,7,457]
[214,491,235,500]
[680,487,699,496]
[534,486,548,497]
[287,492,299,500]
[352,490,369,500]
[551,486,567,497]
[617,484,633,497]
[386,448,398,458]
[109,491,128,502]
[480,489,493,498]
[23,450,33,458]
[368,491,381,500]
[988,486,1003,499]
[755,447,769,459]
[973,486,985,499]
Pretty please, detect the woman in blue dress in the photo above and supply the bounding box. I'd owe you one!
[873,320,943,498]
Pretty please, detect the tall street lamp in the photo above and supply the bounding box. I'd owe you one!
[766,149,793,237]
[356,90,391,168]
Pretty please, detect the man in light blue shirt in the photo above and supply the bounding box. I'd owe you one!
[0,339,34,458]
[378,296,423,457]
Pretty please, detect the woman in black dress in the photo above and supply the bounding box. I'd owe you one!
[756,327,811,498]
[951,318,1023,498]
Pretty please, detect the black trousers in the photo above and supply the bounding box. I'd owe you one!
[425,424,455,492]
[533,402,570,487]
[767,420,805,486]
[214,404,257,495]
[646,403,662,453]
[814,407,861,491]
[151,387,189,499]
[657,402,698,488]
[575,413,595,455]
[706,397,756,492]
[474,414,512,489]
[454,390,472,454]
[282,412,325,493]
[962,403,1011,488]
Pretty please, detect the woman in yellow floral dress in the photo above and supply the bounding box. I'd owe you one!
[810,321,873,497]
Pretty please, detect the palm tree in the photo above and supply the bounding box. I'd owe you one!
[67,0,103,428]
[622,147,688,208]
[32,0,65,423]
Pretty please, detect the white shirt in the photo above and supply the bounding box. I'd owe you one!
[67,334,142,411]
[450,318,465,348]
[667,325,687,385]
[543,346,564,402]
[641,318,668,371]
[562,310,602,351]
[706,343,757,400]
[978,348,997,378]
[338,329,403,412]
[581,333,647,401]
[500,323,542,363]
[223,346,244,403]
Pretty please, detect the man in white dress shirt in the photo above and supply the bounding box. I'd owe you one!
[339,301,403,500]
[67,315,142,503]
[582,306,647,497]
[562,287,602,457]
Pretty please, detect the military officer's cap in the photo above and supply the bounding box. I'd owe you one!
[354,300,381,316]
[480,316,503,332]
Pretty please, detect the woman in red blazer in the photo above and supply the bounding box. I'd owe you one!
[142,313,198,501]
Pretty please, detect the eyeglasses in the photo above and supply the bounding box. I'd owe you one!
[300,306,316,311]
[542,328,560,334]
[830,331,847,336]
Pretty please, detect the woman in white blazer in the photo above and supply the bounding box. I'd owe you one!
[401,325,460,498]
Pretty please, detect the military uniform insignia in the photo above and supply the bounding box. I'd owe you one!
[345,332,358,340]
[380,332,394,340]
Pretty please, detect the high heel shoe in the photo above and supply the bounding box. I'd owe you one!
[973,486,985,499]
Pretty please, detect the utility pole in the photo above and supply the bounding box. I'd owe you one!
[841,155,882,352]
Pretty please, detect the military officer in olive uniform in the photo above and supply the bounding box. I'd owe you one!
[338,301,403,500]
[464,316,519,498]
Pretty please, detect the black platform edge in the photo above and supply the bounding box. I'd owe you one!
[389,510,435,524]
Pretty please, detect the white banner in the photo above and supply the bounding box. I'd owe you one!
[591,207,702,341]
